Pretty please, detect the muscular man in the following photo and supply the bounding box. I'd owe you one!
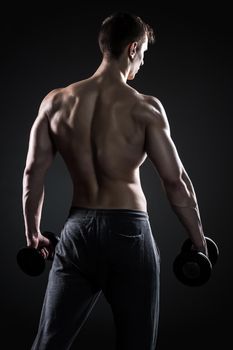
[22,12,207,350]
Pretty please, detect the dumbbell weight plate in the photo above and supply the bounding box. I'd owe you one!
[173,251,212,286]
[205,237,219,265]
[181,236,219,266]
[17,247,45,276]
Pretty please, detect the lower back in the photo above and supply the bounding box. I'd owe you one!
[71,179,147,211]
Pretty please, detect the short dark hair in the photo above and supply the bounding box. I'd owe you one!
[98,12,155,59]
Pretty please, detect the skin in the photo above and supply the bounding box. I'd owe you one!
[22,35,207,257]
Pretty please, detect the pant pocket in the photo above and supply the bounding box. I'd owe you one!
[109,218,146,238]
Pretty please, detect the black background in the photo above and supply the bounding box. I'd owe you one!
[1,1,232,349]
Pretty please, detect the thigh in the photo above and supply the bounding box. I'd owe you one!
[32,234,101,350]
[105,219,160,350]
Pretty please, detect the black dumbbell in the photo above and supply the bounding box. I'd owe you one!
[173,236,219,286]
[17,231,60,276]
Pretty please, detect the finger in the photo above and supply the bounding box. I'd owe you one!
[39,248,49,259]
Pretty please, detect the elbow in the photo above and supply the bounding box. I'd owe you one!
[23,167,37,183]
[23,161,47,177]
[22,171,44,202]
[22,165,45,187]
[23,167,34,177]
[162,178,196,207]
[162,176,184,190]
[22,168,33,191]
[162,166,188,190]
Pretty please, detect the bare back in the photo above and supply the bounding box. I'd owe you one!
[47,77,150,211]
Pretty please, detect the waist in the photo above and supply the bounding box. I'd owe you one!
[71,182,147,212]
[68,206,149,220]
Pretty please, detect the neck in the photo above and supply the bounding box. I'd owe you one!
[92,56,130,84]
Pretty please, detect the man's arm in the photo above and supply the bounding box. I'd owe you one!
[144,97,207,254]
[22,98,57,249]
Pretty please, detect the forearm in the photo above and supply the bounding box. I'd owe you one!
[163,177,206,250]
[22,169,45,240]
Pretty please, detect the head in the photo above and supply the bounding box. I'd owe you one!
[98,12,155,80]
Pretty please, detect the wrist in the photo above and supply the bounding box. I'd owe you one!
[25,230,40,240]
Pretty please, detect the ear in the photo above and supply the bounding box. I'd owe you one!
[128,42,138,59]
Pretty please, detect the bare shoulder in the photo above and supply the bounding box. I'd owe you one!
[142,95,164,114]
[37,77,98,119]
[38,86,76,117]
[132,93,169,129]
[38,88,63,114]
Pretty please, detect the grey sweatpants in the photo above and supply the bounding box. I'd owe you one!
[32,207,160,350]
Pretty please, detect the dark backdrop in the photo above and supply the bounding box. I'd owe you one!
[1,2,232,349]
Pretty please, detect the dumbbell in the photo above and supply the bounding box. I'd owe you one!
[173,236,219,286]
[17,231,60,276]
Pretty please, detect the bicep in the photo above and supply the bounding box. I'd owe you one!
[145,117,184,184]
[25,113,56,174]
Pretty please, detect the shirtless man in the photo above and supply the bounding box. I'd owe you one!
[22,12,207,350]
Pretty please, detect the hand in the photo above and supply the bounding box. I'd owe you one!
[191,240,209,258]
[26,232,53,259]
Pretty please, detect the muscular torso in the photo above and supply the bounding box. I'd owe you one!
[47,76,150,211]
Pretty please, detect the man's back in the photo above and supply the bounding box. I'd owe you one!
[47,76,150,210]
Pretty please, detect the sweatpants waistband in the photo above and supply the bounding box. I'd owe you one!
[68,206,149,220]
